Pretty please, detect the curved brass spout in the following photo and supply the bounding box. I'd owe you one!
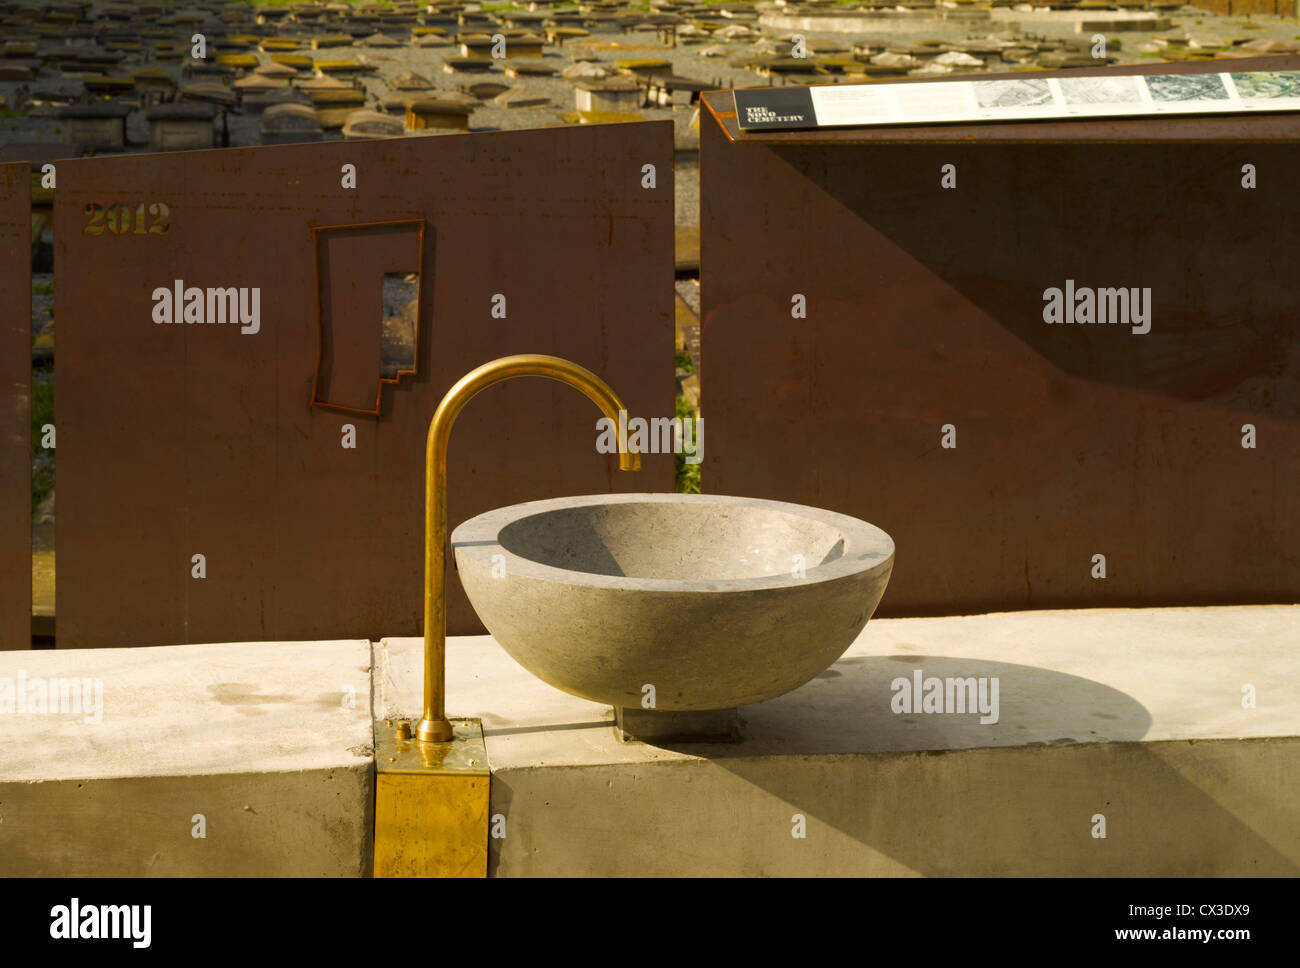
[416,354,641,743]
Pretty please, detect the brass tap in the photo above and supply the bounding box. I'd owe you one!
[415,355,641,743]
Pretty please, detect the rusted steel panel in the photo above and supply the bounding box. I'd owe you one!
[57,125,674,649]
[1189,0,1284,15]
[701,71,1300,616]
[0,163,30,650]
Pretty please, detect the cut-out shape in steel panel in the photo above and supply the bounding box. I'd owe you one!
[57,127,674,649]
[701,63,1300,616]
[311,219,425,416]
[0,162,30,650]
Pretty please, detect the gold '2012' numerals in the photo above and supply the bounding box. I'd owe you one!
[82,202,171,236]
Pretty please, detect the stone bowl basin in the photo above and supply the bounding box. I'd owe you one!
[451,493,894,711]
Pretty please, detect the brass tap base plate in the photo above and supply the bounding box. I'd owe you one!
[373,717,490,878]
[375,717,489,777]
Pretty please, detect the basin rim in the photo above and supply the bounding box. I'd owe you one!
[450,492,894,594]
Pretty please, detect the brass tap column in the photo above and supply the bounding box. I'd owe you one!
[417,354,641,743]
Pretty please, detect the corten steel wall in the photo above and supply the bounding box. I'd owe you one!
[701,65,1300,616]
[0,163,30,650]
[1188,0,1285,15]
[56,124,674,649]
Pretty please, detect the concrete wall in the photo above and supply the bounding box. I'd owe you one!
[379,606,1300,876]
[4,606,1293,876]
[486,738,1299,876]
[0,640,375,876]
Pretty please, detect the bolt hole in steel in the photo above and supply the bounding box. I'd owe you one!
[416,356,894,746]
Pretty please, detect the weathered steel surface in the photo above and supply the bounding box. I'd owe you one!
[57,125,674,648]
[1191,0,1286,15]
[701,65,1300,616]
[0,163,30,650]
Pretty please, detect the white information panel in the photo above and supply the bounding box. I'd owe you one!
[735,71,1300,131]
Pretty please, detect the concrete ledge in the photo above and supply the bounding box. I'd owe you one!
[0,641,375,876]
[4,607,1293,876]
[378,606,1300,876]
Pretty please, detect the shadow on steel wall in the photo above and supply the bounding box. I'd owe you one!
[773,140,1297,414]
[701,85,1300,617]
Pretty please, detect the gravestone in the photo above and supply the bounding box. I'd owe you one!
[495,86,550,109]
[259,101,324,143]
[441,56,493,75]
[0,63,38,82]
[271,53,315,72]
[501,33,545,57]
[146,102,217,151]
[130,67,176,104]
[57,102,132,151]
[254,61,300,80]
[405,96,472,130]
[504,58,555,78]
[358,32,401,48]
[233,74,289,95]
[56,123,674,649]
[457,36,496,59]
[179,83,238,108]
[459,79,510,100]
[390,70,434,91]
[574,76,642,112]
[341,108,404,139]
[312,34,354,50]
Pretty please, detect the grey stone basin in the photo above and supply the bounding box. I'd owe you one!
[451,494,894,723]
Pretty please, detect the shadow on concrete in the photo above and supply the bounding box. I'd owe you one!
[663,655,1153,757]
[656,654,1296,875]
[704,139,1300,616]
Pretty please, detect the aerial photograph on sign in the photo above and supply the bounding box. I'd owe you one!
[974,76,1053,107]
[1058,73,1145,103]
